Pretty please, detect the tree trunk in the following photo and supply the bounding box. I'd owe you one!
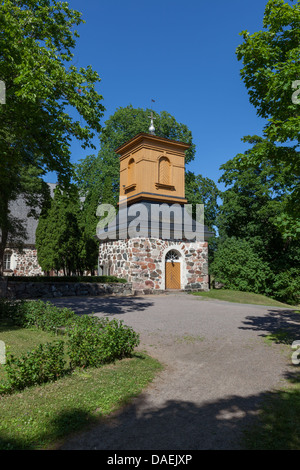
[0,194,10,276]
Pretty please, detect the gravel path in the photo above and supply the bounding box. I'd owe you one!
[48,293,297,450]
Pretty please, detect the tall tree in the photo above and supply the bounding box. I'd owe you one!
[235,0,300,237]
[0,0,105,273]
[36,185,82,275]
[77,190,101,274]
[214,156,300,303]
[218,156,297,263]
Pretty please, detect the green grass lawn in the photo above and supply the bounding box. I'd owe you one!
[0,321,162,450]
[192,289,298,308]
[244,381,300,450]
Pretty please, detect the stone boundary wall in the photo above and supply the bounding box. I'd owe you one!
[2,280,133,299]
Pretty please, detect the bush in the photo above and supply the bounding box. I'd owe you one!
[2,341,66,393]
[0,297,18,321]
[210,238,274,295]
[0,299,141,395]
[66,315,140,368]
[272,268,300,305]
[9,300,77,333]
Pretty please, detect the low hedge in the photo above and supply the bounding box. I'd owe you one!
[0,299,140,394]
[0,299,76,334]
[4,275,128,284]
[66,315,140,368]
[1,341,66,394]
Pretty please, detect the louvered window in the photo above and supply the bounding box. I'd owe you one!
[159,157,170,185]
[128,158,135,186]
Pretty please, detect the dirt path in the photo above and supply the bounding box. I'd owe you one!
[48,293,296,450]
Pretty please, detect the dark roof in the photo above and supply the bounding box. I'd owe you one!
[7,183,57,246]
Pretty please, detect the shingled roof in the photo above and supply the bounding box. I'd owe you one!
[7,183,57,246]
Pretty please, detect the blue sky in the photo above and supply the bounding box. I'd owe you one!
[57,0,272,190]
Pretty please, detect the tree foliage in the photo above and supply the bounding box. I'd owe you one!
[210,238,274,295]
[185,171,220,231]
[77,189,101,274]
[36,186,82,275]
[235,0,300,238]
[218,156,296,259]
[36,185,101,275]
[214,156,300,304]
[211,0,300,303]
[237,0,300,145]
[0,0,105,273]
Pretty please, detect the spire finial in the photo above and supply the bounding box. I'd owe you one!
[148,110,156,135]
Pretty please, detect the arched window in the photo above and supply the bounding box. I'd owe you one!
[128,158,135,186]
[159,157,170,185]
[165,250,180,262]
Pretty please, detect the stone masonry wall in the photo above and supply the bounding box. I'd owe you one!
[3,247,43,277]
[4,280,133,299]
[99,238,209,294]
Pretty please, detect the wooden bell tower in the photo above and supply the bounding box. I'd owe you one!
[116,132,189,207]
[98,121,211,294]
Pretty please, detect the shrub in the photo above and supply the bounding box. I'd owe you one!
[0,300,140,395]
[10,300,77,333]
[0,297,18,321]
[66,315,140,368]
[272,268,300,305]
[210,237,274,295]
[2,341,66,393]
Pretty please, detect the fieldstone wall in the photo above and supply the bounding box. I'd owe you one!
[99,237,209,294]
[3,247,43,277]
[4,280,133,299]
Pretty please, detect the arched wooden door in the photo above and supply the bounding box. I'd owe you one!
[165,250,181,289]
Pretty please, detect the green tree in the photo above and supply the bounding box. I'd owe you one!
[0,0,105,273]
[210,238,274,295]
[218,156,299,263]
[214,156,300,302]
[36,186,82,275]
[185,171,220,231]
[235,0,300,237]
[77,190,100,274]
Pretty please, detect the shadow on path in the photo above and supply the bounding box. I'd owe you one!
[0,390,265,450]
[56,391,266,450]
[239,308,300,344]
[48,296,154,316]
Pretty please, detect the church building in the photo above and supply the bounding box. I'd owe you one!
[97,121,213,294]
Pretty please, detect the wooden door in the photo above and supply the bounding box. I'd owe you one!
[165,261,181,289]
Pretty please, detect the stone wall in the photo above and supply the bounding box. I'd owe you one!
[4,280,133,299]
[3,246,43,277]
[99,238,209,294]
